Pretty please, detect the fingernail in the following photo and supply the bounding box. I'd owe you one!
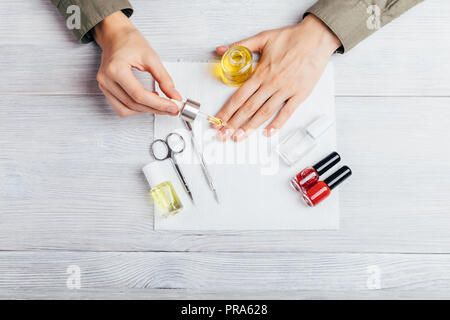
[210,121,221,130]
[216,45,229,53]
[264,127,278,137]
[170,88,182,100]
[233,129,246,142]
[168,105,179,114]
[217,128,233,141]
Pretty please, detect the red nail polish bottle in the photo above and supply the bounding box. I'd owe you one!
[302,166,352,207]
[291,152,341,193]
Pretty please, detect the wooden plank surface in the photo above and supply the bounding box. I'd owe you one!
[1,251,450,299]
[1,94,449,253]
[0,0,448,96]
[4,288,450,300]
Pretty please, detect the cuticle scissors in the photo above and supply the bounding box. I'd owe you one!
[150,132,194,204]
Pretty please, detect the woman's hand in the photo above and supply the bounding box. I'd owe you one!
[215,14,341,141]
[94,11,181,117]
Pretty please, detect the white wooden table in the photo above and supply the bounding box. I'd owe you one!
[1,0,450,299]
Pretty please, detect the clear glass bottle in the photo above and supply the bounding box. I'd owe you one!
[221,46,253,86]
[143,161,183,217]
[276,114,334,166]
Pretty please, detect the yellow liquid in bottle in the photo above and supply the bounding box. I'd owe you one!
[221,46,253,86]
[150,181,183,217]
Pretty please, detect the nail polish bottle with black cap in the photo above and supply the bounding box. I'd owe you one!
[302,166,352,207]
[291,152,341,193]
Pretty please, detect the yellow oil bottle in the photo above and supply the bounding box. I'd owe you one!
[143,161,183,217]
[220,46,253,86]
[150,181,183,217]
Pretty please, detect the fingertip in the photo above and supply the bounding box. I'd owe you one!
[165,100,179,115]
[232,128,246,142]
[210,122,221,130]
[172,88,183,101]
[216,46,228,55]
[217,128,233,142]
[162,87,183,101]
[264,127,279,137]
[216,130,225,141]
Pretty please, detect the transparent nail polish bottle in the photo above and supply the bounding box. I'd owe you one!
[276,114,334,166]
[143,161,183,217]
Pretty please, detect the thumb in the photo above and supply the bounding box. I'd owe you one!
[216,31,268,55]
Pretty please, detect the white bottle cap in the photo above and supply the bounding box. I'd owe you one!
[142,161,171,188]
[306,114,334,139]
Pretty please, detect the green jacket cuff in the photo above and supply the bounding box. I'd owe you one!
[52,0,133,44]
[305,0,423,53]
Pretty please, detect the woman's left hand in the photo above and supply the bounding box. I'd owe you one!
[215,14,341,142]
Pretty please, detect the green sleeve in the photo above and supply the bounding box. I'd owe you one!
[50,0,133,44]
[305,0,424,53]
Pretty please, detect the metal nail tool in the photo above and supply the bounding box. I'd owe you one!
[168,98,221,203]
[183,119,220,204]
[150,132,195,204]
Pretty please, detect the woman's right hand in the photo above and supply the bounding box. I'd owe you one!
[94,11,181,117]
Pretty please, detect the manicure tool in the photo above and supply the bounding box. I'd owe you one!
[183,120,220,203]
[150,132,194,204]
